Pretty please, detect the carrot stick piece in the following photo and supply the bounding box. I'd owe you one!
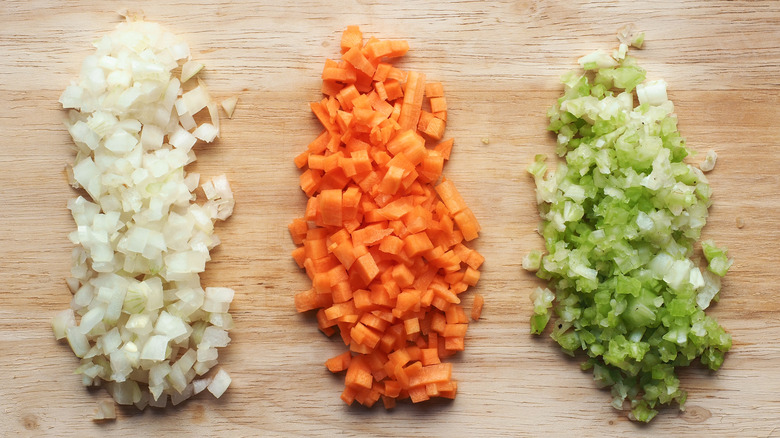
[454,207,480,241]
[398,71,426,131]
[471,293,484,321]
[434,178,468,214]
[319,189,343,227]
[409,363,453,387]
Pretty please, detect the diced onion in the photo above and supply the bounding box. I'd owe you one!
[207,368,231,398]
[221,96,238,119]
[54,17,235,411]
[700,149,717,172]
[181,60,204,83]
[93,400,117,421]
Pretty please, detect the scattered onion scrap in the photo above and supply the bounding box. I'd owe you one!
[53,17,236,411]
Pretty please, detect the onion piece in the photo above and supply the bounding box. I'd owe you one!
[206,368,231,398]
[700,149,717,172]
[221,96,238,119]
[181,60,204,83]
[93,400,117,421]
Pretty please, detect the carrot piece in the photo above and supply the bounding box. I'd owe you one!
[403,232,434,257]
[444,336,465,351]
[322,79,344,97]
[343,46,376,78]
[417,110,434,133]
[398,71,426,131]
[454,207,480,241]
[294,150,310,169]
[351,322,382,348]
[288,218,309,245]
[310,101,338,133]
[434,178,467,214]
[365,39,410,60]
[465,250,485,270]
[374,166,401,195]
[299,169,322,197]
[291,246,306,268]
[373,63,392,82]
[420,348,440,366]
[409,363,452,388]
[392,263,415,288]
[424,82,444,98]
[375,197,413,220]
[430,96,447,113]
[443,323,468,338]
[421,117,445,140]
[386,129,424,157]
[377,235,404,255]
[374,80,389,101]
[326,352,352,373]
[345,356,373,390]
[463,267,480,286]
[408,385,430,403]
[419,152,445,184]
[341,25,362,53]
[318,189,343,227]
[471,293,484,321]
[352,223,393,247]
[403,317,420,336]
[353,252,379,284]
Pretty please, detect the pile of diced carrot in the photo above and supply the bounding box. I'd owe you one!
[289,26,484,408]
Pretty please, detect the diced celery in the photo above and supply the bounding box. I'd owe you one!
[529,35,731,422]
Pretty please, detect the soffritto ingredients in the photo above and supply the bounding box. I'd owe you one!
[53,16,236,416]
[290,26,483,408]
[526,31,731,422]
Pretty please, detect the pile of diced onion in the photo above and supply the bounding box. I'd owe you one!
[52,18,236,414]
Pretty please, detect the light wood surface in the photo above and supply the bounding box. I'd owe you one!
[2,0,779,436]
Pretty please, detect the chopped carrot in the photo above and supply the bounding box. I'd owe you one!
[430,97,447,114]
[326,351,353,373]
[398,71,426,131]
[424,82,444,98]
[340,25,362,54]
[291,26,482,409]
[471,293,484,321]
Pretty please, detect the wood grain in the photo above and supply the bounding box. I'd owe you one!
[1,0,779,436]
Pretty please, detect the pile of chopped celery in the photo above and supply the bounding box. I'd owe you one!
[526,36,732,422]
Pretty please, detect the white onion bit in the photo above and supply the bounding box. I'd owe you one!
[54,17,235,411]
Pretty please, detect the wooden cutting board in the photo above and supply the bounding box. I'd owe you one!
[2,1,779,436]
